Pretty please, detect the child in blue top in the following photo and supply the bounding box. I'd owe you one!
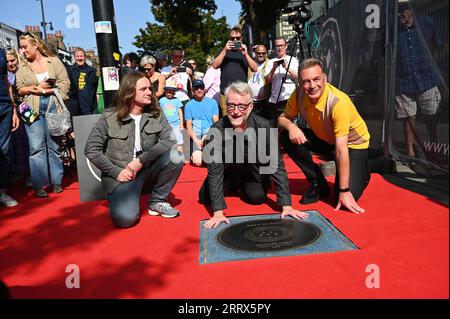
[184,79,219,166]
[159,86,184,152]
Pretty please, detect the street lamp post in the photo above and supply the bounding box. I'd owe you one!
[38,0,53,43]
[92,0,122,109]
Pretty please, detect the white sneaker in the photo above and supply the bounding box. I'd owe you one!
[0,193,18,207]
[148,202,180,218]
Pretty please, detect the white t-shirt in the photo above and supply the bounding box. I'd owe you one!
[161,64,191,102]
[130,113,142,159]
[266,56,299,103]
[248,60,269,101]
[36,72,49,83]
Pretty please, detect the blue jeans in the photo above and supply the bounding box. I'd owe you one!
[107,149,184,228]
[0,103,13,189]
[24,96,63,188]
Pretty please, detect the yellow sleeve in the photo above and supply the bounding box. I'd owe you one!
[283,88,299,119]
[332,101,351,138]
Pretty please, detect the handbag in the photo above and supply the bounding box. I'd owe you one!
[45,89,72,136]
[18,95,39,125]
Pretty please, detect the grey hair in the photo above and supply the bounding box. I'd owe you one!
[224,81,254,101]
[140,55,156,67]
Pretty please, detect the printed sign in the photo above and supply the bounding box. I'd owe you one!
[95,21,112,34]
[102,67,120,91]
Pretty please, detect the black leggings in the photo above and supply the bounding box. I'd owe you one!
[280,128,370,201]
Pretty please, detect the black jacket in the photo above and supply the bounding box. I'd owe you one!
[203,113,292,212]
[68,63,98,115]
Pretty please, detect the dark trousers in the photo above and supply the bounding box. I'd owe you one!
[251,100,267,117]
[107,150,184,228]
[262,100,287,127]
[0,103,12,189]
[199,164,269,207]
[280,128,370,202]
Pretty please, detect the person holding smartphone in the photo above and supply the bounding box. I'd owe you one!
[161,46,193,109]
[212,27,258,117]
[264,37,299,127]
[16,32,70,198]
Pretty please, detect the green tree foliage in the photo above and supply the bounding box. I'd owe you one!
[133,0,229,71]
[235,0,290,43]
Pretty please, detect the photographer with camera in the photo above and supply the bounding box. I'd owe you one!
[264,37,299,127]
[161,46,193,108]
[212,27,258,117]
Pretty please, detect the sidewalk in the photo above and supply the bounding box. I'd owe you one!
[382,162,449,206]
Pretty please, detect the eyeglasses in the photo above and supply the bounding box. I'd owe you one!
[230,37,241,41]
[256,52,267,56]
[226,101,252,112]
[193,86,205,91]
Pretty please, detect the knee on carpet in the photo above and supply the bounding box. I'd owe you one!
[110,213,139,229]
[243,192,266,205]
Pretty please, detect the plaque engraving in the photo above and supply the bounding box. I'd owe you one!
[217,219,321,252]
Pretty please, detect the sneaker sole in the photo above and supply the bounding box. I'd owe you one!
[1,202,18,207]
[148,209,179,218]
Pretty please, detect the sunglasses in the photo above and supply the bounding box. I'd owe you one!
[230,37,241,41]
[23,32,38,40]
[256,52,267,56]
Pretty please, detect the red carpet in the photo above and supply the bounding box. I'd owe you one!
[0,156,448,299]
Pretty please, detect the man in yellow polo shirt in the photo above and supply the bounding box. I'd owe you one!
[278,58,370,214]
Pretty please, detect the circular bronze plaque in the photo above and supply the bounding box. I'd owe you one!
[217,219,321,252]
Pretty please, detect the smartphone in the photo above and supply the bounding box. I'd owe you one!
[46,78,56,86]
[233,41,242,50]
[274,59,284,66]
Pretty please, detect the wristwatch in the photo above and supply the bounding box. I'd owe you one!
[338,188,350,193]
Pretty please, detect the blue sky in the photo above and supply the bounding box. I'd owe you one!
[0,0,241,53]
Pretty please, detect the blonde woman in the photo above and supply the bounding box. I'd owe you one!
[6,47,30,186]
[0,48,19,207]
[16,33,70,198]
[140,55,166,99]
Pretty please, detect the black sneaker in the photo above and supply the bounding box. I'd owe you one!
[53,184,64,194]
[299,182,329,205]
[33,187,49,198]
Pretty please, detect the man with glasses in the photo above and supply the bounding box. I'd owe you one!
[248,44,270,115]
[184,79,219,167]
[188,59,204,81]
[199,81,308,228]
[212,27,258,117]
[265,37,299,126]
[162,46,193,108]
